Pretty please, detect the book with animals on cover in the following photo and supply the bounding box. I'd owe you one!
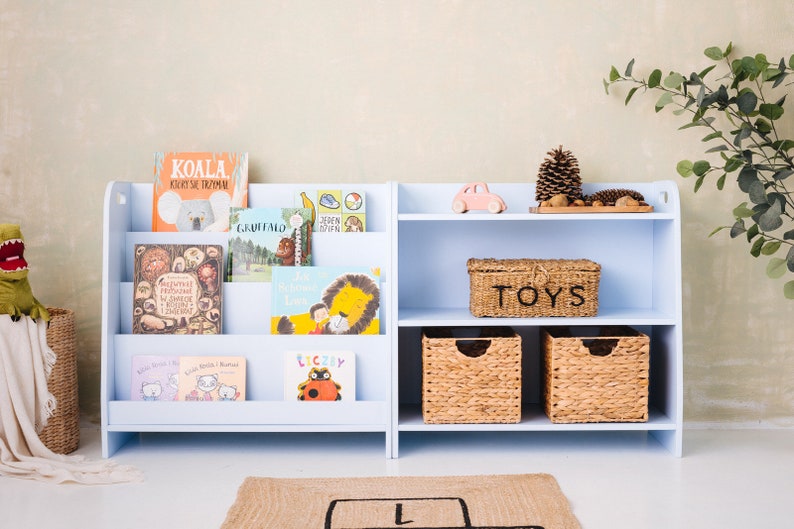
[152,152,248,232]
[130,355,180,401]
[132,244,223,334]
[270,266,380,335]
[177,356,246,401]
[296,188,367,233]
[284,350,355,401]
[227,207,313,282]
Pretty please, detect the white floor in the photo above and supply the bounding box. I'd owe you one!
[1,427,792,528]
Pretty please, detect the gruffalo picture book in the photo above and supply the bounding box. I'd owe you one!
[271,266,380,335]
[227,207,312,282]
[132,244,223,334]
[152,151,248,232]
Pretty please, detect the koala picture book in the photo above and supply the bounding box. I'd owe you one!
[131,355,246,402]
[227,207,313,282]
[132,244,223,335]
[284,350,355,401]
[271,266,380,335]
[152,151,249,232]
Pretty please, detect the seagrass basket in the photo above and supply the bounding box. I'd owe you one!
[39,307,80,454]
[422,327,522,424]
[542,326,649,423]
[468,258,600,318]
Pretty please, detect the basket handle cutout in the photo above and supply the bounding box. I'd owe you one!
[455,339,491,358]
[581,338,618,357]
[530,264,550,287]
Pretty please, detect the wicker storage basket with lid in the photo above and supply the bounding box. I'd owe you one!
[39,307,80,454]
[468,258,600,317]
[542,326,649,424]
[422,327,522,424]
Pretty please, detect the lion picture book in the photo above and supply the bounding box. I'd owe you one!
[132,244,223,334]
[152,151,248,232]
[270,266,381,335]
[227,207,313,282]
[283,350,356,401]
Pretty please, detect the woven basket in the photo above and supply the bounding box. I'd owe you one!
[422,327,522,424]
[39,307,80,454]
[468,258,600,318]
[542,326,649,423]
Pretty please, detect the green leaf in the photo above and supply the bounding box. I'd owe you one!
[784,280,794,299]
[750,236,764,257]
[761,240,782,255]
[783,229,794,240]
[788,246,794,272]
[603,78,610,95]
[702,131,723,142]
[709,225,728,237]
[692,160,711,176]
[717,173,726,190]
[705,145,729,153]
[730,220,746,238]
[648,69,662,88]
[724,156,744,173]
[759,103,784,120]
[676,160,694,177]
[624,58,635,77]
[746,223,760,241]
[698,64,717,79]
[767,257,788,278]
[625,86,639,105]
[704,46,724,60]
[655,92,673,111]
[663,72,686,89]
[694,175,705,192]
[758,199,784,231]
[609,66,621,82]
[736,91,758,114]
[754,118,773,135]
[733,202,755,218]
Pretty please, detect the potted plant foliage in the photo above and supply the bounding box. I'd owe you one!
[603,43,794,299]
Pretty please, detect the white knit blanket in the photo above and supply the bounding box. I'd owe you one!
[0,315,142,484]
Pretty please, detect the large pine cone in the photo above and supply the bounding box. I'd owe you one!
[535,145,583,202]
[585,188,645,206]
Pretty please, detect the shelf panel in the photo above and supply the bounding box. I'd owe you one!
[108,400,387,429]
[397,307,677,327]
[398,212,676,221]
[397,404,677,432]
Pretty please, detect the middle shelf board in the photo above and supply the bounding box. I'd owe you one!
[396,307,678,327]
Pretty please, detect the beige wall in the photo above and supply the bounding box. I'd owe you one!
[2,0,792,426]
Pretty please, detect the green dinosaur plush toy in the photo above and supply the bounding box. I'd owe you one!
[0,223,50,322]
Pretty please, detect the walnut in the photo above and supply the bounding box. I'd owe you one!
[549,194,569,207]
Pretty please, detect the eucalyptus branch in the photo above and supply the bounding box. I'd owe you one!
[604,43,794,299]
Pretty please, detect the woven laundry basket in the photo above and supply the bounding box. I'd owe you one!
[468,258,600,317]
[422,327,522,424]
[39,307,80,454]
[542,326,649,423]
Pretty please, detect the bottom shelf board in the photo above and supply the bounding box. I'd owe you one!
[398,404,677,432]
[106,400,387,428]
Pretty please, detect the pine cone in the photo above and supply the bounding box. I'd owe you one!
[585,188,645,206]
[535,145,582,202]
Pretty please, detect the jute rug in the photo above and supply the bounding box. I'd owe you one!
[221,473,580,529]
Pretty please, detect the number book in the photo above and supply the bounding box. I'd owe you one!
[271,266,380,335]
[284,350,356,401]
[177,356,246,402]
[132,244,223,334]
[296,189,366,233]
[227,207,313,282]
[152,151,248,232]
[130,355,180,401]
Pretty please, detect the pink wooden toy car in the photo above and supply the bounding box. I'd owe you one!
[451,182,507,214]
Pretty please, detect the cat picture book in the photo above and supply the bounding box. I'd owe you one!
[271,266,380,335]
[130,355,180,401]
[227,207,313,282]
[283,350,356,401]
[177,356,247,402]
[132,244,223,335]
[152,151,248,232]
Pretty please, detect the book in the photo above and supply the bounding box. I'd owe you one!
[130,355,180,401]
[132,244,223,334]
[283,350,356,401]
[296,189,366,233]
[271,266,381,335]
[152,151,248,232]
[227,207,313,282]
[177,356,247,401]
